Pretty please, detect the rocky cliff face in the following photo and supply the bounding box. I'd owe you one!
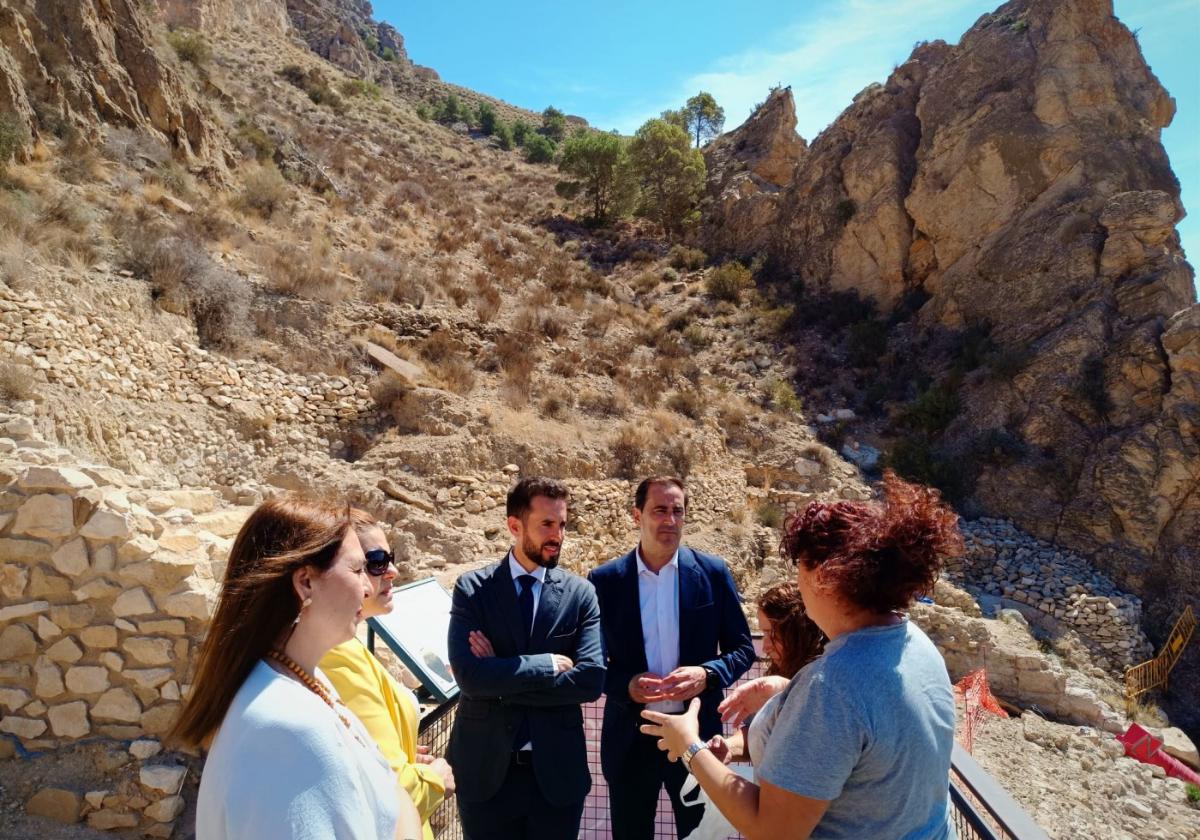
[700,0,1199,725]
[157,0,289,35]
[285,0,418,81]
[0,0,222,166]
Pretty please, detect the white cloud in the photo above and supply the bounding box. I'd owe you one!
[602,0,989,139]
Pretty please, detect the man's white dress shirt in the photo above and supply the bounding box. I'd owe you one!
[636,546,682,713]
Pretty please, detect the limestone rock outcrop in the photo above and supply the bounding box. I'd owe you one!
[700,0,1199,728]
[156,0,288,35]
[0,0,223,166]
[285,0,412,80]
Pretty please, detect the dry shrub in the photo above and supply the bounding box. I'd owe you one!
[583,306,615,338]
[259,241,347,303]
[666,389,704,421]
[540,385,574,420]
[370,371,409,411]
[447,285,469,307]
[617,367,664,409]
[383,180,429,215]
[669,245,707,271]
[0,357,36,401]
[495,333,537,397]
[435,356,476,395]
[124,232,250,349]
[578,387,630,418]
[633,271,660,295]
[474,277,502,322]
[419,330,460,363]
[716,396,754,448]
[352,251,427,307]
[610,424,650,479]
[237,164,290,218]
[548,349,582,378]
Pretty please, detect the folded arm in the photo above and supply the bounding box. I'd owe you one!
[448,579,556,698]
[499,587,605,707]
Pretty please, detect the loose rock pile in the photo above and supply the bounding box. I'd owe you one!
[947,518,1153,669]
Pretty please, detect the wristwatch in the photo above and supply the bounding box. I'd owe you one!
[702,666,720,690]
[682,740,709,771]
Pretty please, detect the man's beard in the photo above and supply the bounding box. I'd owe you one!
[522,534,561,569]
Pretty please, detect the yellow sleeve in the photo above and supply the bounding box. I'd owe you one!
[320,641,446,831]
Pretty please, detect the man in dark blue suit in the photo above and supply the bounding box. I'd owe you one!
[588,475,755,839]
[447,477,605,840]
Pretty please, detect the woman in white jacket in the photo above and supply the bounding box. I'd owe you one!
[170,497,421,839]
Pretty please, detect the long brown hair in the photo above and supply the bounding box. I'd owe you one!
[758,581,825,677]
[780,471,963,614]
[169,496,351,748]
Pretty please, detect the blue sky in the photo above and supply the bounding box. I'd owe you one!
[376,0,1199,278]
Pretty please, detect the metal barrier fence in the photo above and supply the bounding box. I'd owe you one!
[417,651,1047,840]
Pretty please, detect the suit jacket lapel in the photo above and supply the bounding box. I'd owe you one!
[621,550,650,674]
[677,548,709,664]
[489,557,528,655]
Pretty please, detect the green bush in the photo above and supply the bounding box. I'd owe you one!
[0,114,28,173]
[900,382,960,435]
[884,437,973,502]
[835,198,856,224]
[380,47,398,62]
[477,103,498,136]
[987,343,1033,380]
[437,94,466,125]
[512,120,532,146]
[494,121,514,150]
[847,319,889,367]
[769,379,803,414]
[167,29,211,65]
[541,107,567,142]
[1187,783,1200,803]
[705,261,753,302]
[415,103,432,121]
[524,134,555,164]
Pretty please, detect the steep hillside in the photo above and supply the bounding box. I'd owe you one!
[698,0,1199,731]
[0,0,1196,837]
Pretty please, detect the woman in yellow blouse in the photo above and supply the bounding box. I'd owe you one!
[320,511,455,840]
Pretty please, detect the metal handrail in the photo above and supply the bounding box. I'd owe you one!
[951,743,1049,840]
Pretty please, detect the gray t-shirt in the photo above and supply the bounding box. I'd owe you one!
[756,618,956,840]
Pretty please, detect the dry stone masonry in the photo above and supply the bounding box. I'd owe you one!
[946,518,1154,669]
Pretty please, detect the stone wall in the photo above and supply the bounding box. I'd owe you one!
[1,282,374,487]
[0,413,223,749]
[946,518,1153,669]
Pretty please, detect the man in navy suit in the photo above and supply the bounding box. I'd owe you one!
[588,475,755,839]
[447,477,605,840]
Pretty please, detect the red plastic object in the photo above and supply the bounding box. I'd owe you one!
[1117,723,1200,786]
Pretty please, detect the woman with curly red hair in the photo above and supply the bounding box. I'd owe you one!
[641,472,963,840]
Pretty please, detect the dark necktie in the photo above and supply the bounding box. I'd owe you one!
[518,574,536,640]
[514,574,537,751]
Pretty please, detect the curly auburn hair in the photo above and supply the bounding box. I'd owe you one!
[758,581,825,677]
[779,471,963,614]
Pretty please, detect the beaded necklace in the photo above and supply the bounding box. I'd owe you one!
[265,648,356,731]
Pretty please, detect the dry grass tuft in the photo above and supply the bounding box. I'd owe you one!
[0,357,36,401]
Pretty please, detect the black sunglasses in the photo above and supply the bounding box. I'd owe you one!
[364,548,395,576]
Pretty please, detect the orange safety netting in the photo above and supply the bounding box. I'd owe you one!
[954,669,1008,753]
